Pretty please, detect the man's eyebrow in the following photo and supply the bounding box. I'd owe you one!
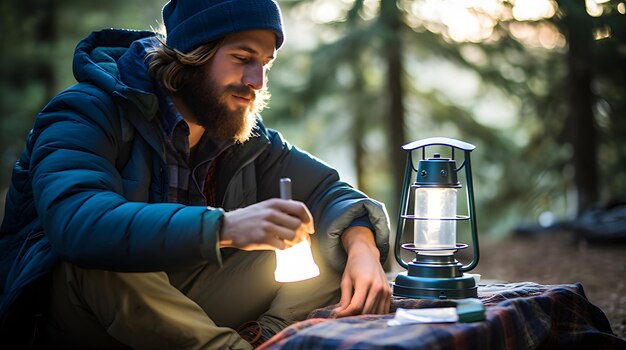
[233,45,275,61]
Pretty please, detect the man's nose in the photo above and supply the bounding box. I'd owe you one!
[244,64,264,90]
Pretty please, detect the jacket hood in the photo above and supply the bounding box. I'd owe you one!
[73,29,158,96]
[73,29,167,127]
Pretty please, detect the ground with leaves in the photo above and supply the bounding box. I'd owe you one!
[472,230,626,340]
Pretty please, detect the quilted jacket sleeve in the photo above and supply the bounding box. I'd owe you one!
[253,128,390,271]
[29,86,222,272]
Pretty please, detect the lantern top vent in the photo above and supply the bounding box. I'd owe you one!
[415,155,461,188]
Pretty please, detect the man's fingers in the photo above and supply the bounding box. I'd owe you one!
[334,276,392,317]
[219,198,316,251]
[265,211,302,237]
[373,284,391,314]
[333,278,354,316]
[354,279,382,314]
[382,280,392,314]
[264,199,315,245]
[369,278,391,314]
[383,293,391,314]
[269,199,314,233]
[335,300,362,317]
[266,235,287,250]
[362,288,378,315]
[335,281,368,317]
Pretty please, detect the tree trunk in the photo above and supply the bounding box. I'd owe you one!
[351,64,367,192]
[563,0,598,214]
[35,0,58,101]
[380,0,406,220]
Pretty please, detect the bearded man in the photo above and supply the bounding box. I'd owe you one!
[0,1,391,349]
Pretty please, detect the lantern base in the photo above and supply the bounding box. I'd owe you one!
[392,252,478,299]
[392,271,478,299]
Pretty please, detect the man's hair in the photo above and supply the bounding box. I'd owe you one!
[145,31,272,114]
[146,39,222,92]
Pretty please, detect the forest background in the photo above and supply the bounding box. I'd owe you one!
[1,1,625,271]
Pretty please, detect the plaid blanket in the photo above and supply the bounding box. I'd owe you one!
[259,282,625,350]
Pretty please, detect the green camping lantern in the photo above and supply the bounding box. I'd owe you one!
[392,137,480,299]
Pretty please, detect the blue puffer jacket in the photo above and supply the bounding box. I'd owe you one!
[0,29,390,321]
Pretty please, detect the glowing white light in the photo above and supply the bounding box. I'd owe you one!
[274,240,320,283]
[414,188,457,254]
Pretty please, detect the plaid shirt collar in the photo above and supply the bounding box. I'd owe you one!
[154,84,233,206]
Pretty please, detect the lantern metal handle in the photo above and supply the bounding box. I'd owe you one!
[394,137,480,272]
[401,137,476,152]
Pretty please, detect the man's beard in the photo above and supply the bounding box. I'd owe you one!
[177,68,267,143]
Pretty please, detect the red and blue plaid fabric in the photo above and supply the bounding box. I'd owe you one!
[259,282,625,350]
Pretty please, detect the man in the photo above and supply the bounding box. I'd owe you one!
[0,0,391,349]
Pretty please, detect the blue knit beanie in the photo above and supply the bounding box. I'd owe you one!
[162,0,284,53]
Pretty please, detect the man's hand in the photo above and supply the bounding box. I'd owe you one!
[219,198,314,251]
[333,226,391,317]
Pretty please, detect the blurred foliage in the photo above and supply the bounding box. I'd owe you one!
[1,0,625,239]
[0,0,161,214]
[264,0,626,237]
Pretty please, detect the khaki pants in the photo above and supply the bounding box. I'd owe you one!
[43,249,341,349]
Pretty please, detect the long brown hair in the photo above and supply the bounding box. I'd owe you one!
[146,38,222,92]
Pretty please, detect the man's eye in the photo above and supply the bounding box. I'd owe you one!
[234,55,248,62]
